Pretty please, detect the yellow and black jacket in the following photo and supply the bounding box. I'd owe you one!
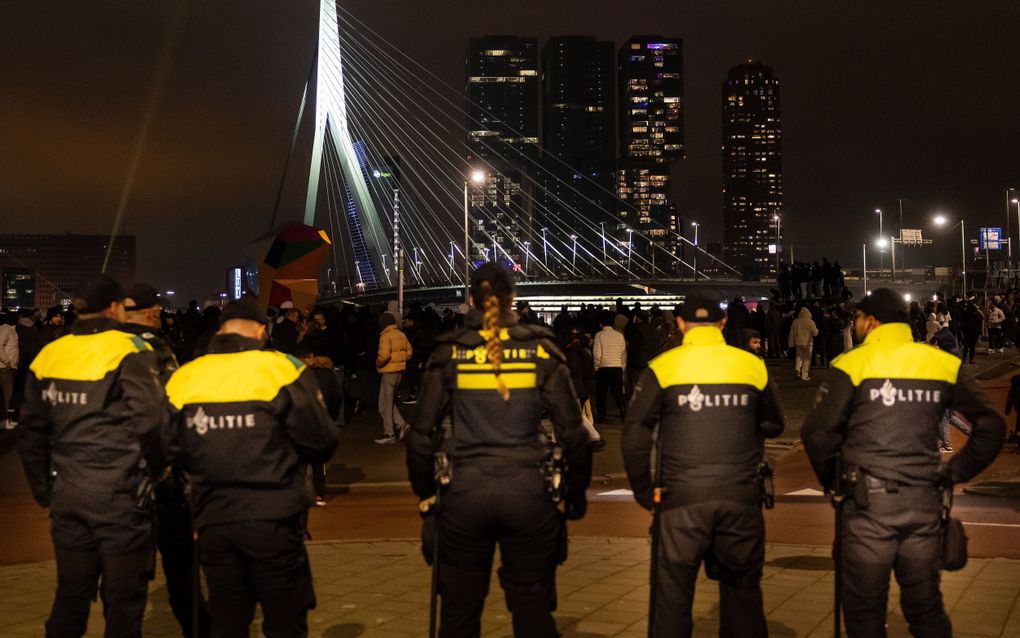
[18,318,168,507]
[622,325,785,509]
[802,322,1004,489]
[165,333,338,528]
[406,316,592,501]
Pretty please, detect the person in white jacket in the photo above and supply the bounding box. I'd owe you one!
[788,307,818,381]
[593,313,627,422]
[0,317,19,428]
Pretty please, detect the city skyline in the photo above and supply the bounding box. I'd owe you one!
[2,1,1019,299]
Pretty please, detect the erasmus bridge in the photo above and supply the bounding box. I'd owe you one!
[281,1,752,311]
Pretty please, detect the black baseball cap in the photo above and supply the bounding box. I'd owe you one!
[219,298,267,325]
[856,288,909,324]
[680,289,726,322]
[72,274,124,314]
[123,283,161,311]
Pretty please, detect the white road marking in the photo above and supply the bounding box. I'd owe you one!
[596,489,634,497]
[961,521,1020,528]
[784,488,826,497]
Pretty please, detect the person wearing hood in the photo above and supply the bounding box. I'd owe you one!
[788,307,818,381]
[374,312,412,444]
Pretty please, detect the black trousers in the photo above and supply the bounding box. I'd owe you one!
[654,498,766,638]
[840,487,950,638]
[47,490,154,638]
[199,518,316,638]
[437,464,562,638]
[156,500,211,638]
[962,334,979,362]
[595,367,626,422]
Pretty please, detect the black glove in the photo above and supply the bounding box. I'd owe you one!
[564,492,587,520]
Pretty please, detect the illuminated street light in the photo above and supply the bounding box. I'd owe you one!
[463,170,487,300]
[875,238,889,249]
[691,221,700,280]
[932,214,966,297]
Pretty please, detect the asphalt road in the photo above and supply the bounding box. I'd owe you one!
[2,351,1019,565]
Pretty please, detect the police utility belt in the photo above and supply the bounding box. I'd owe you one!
[430,440,567,505]
[838,463,968,571]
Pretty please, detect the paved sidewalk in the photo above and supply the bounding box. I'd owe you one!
[1,538,1018,637]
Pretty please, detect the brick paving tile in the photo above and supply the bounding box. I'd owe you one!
[2,538,1020,636]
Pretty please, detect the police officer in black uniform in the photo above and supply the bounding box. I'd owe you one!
[407,262,593,638]
[18,274,169,637]
[165,298,338,637]
[622,289,785,638]
[121,283,211,637]
[802,289,1004,637]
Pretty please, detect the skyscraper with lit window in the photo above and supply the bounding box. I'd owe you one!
[616,36,683,273]
[466,37,539,263]
[536,37,616,263]
[722,61,782,279]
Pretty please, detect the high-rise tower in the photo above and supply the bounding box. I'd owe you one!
[616,36,683,272]
[466,36,539,263]
[722,61,782,279]
[538,37,616,255]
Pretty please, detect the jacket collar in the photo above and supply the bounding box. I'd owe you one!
[208,333,265,354]
[681,325,725,346]
[862,322,913,346]
[70,317,120,335]
[381,324,397,335]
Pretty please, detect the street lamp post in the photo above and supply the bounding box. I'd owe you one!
[570,234,578,272]
[773,214,781,275]
[691,221,700,280]
[626,229,633,271]
[862,243,868,296]
[542,227,549,267]
[523,241,530,276]
[875,208,884,274]
[934,215,968,298]
[464,170,486,301]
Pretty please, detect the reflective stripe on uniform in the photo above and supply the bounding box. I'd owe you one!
[457,371,537,390]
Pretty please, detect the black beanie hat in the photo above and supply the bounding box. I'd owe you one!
[123,283,161,311]
[857,288,909,324]
[470,262,515,305]
[72,274,124,314]
[680,289,726,322]
[219,298,266,325]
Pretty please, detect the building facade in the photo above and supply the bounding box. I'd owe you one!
[722,61,782,279]
[0,234,136,308]
[538,36,616,265]
[616,36,684,274]
[466,36,539,264]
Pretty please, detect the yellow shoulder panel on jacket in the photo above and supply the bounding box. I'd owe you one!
[30,330,151,381]
[832,342,960,386]
[648,345,768,391]
[166,350,305,409]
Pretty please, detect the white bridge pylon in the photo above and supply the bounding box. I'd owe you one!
[304,0,388,286]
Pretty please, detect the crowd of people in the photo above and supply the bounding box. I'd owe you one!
[2,264,1018,637]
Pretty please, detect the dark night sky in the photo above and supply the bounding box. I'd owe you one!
[3,1,1020,301]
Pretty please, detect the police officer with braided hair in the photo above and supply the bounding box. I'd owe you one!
[802,289,1004,637]
[622,289,786,638]
[407,262,593,637]
[18,274,169,637]
[166,298,338,637]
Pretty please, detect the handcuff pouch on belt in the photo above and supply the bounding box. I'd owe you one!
[539,431,566,504]
[756,461,775,509]
[941,486,968,571]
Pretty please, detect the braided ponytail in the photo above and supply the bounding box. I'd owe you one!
[480,280,510,401]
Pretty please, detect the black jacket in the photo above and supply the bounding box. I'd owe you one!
[802,323,1004,488]
[121,322,180,384]
[17,318,168,507]
[166,334,338,528]
[622,326,785,509]
[406,315,592,501]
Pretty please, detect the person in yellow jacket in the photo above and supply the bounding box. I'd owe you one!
[375,312,412,444]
